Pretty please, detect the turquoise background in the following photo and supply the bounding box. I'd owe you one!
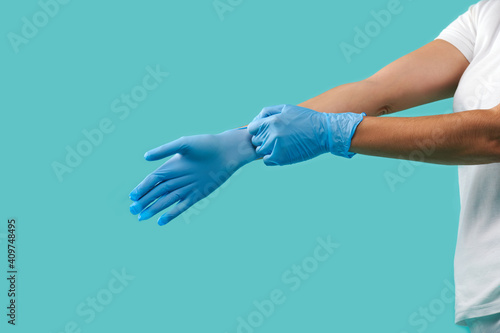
[0,0,475,332]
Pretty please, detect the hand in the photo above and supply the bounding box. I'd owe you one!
[129,128,257,225]
[248,104,366,166]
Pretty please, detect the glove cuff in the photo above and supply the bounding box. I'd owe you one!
[325,112,366,158]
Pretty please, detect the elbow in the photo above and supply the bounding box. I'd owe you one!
[377,104,393,116]
[360,78,394,116]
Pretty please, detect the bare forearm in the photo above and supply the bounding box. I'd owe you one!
[350,108,500,165]
[299,77,455,117]
[299,79,392,116]
[249,41,475,165]
[299,40,467,117]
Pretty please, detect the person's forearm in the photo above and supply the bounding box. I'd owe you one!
[298,76,454,117]
[299,79,393,116]
[349,107,500,165]
[298,40,468,117]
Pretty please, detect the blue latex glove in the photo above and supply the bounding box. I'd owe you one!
[248,104,366,166]
[129,128,257,225]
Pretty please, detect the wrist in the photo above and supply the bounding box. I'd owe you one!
[325,112,366,158]
[218,127,258,168]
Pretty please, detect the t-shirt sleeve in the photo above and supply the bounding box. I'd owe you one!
[435,3,479,63]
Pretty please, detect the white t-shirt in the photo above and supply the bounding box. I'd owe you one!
[436,0,500,326]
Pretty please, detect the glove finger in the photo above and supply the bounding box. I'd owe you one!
[248,106,285,135]
[137,185,191,221]
[263,154,280,166]
[129,173,162,201]
[144,137,189,161]
[251,136,261,147]
[129,157,184,201]
[262,140,288,166]
[129,175,193,215]
[251,130,268,147]
[252,104,285,122]
[157,197,196,225]
[248,117,268,136]
[255,137,276,157]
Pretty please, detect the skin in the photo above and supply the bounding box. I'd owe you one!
[132,40,500,223]
[297,39,500,165]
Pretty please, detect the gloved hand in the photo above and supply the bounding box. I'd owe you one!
[248,104,366,166]
[129,128,257,225]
